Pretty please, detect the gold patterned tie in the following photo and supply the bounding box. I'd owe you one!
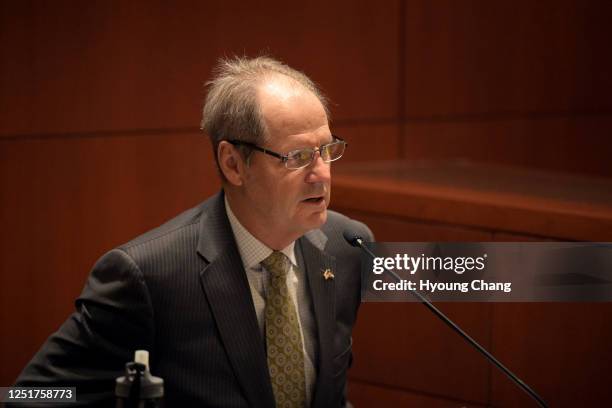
[261,251,306,408]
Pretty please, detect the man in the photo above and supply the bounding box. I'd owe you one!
[15,56,373,407]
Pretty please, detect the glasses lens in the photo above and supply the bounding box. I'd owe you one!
[286,149,314,169]
[321,141,345,162]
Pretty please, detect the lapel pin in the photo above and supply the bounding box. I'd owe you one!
[323,269,335,280]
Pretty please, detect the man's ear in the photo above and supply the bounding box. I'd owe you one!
[217,141,245,186]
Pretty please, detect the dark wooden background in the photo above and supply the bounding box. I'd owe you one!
[1,1,611,406]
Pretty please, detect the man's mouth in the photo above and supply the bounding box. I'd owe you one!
[302,196,325,204]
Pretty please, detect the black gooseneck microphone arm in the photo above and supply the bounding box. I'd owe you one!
[343,230,548,408]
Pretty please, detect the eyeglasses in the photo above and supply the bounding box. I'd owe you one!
[227,136,347,170]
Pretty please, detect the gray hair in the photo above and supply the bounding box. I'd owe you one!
[201,56,329,176]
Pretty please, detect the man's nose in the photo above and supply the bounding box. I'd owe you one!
[305,151,331,184]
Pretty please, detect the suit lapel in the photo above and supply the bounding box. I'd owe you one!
[299,232,337,408]
[196,192,275,407]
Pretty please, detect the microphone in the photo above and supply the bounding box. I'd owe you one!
[342,228,363,248]
[343,226,548,408]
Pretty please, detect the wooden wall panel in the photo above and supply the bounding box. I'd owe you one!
[492,232,548,242]
[0,0,400,137]
[403,0,612,117]
[350,302,491,404]
[332,123,401,163]
[401,0,612,180]
[490,303,612,407]
[348,380,488,407]
[403,117,612,178]
[0,132,219,383]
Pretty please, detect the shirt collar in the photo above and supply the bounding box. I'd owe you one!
[224,195,296,271]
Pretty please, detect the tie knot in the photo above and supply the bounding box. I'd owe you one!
[261,251,291,278]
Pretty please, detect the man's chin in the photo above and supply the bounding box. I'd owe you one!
[304,208,328,230]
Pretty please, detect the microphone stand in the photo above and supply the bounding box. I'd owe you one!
[349,235,548,408]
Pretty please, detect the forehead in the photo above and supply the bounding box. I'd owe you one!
[257,76,330,147]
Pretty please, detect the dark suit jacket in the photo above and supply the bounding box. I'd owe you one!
[15,192,373,407]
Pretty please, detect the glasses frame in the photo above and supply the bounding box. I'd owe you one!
[226,135,347,170]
